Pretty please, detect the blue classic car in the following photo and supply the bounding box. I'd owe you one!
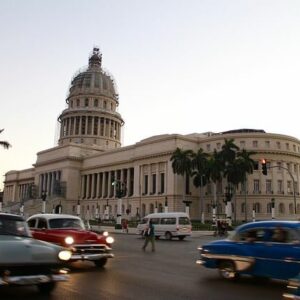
[0,213,71,294]
[196,220,300,281]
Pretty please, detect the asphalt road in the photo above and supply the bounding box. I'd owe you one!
[0,234,286,300]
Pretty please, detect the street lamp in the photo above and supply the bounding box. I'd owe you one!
[164,196,168,213]
[41,190,47,214]
[76,199,81,216]
[271,198,275,219]
[224,186,233,226]
[112,180,126,229]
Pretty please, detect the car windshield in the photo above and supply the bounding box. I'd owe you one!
[49,218,85,229]
[179,217,191,225]
[0,217,31,237]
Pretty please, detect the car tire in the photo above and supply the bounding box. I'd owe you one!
[165,232,172,240]
[94,258,108,268]
[37,282,56,294]
[218,260,238,280]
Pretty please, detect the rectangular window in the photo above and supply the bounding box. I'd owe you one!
[254,180,260,193]
[278,180,283,193]
[266,180,272,193]
[152,174,156,194]
[276,141,281,149]
[265,141,270,148]
[160,173,165,194]
[144,175,148,195]
[240,141,245,148]
[253,141,258,148]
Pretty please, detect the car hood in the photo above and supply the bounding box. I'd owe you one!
[0,235,62,265]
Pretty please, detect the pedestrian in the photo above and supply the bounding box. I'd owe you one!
[142,219,155,252]
[122,219,129,233]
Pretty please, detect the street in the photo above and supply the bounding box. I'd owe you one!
[0,234,285,300]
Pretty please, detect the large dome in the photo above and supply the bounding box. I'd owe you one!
[58,48,124,150]
[67,48,118,101]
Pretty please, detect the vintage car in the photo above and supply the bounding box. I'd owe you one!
[27,214,114,267]
[0,213,71,294]
[196,220,300,281]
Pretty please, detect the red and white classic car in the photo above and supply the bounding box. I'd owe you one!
[27,214,114,267]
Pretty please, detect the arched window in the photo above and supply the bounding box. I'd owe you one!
[77,99,80,107]
[142,204,146,216]
[241,203,246,213]
[150,203,154,214]
[103,101,107,109]
[279,203,285,214]
[85,98,89,107]
[289,203,294,214]
[267,203,272,213]
[94,99,98,107]
[158,203,163,212]
[254,203,260,213]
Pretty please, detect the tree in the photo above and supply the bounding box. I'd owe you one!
[170,147,193,203]
[0,129,11,149]
[191,148,209,221]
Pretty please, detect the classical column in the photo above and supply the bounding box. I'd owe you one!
[91,173,95,198]
[80,175,85,199]
[86,174,91,199]
[102,172,105,198]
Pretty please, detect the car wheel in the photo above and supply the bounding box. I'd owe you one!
[165,232,172,240]
[94,258,108,268]
[178,236,185,241]
[218,260,238,280]
[37,282,56,294]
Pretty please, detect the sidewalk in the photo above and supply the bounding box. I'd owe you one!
[91,225,214,237]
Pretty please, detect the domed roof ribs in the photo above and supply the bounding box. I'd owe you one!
[88,47,102,68]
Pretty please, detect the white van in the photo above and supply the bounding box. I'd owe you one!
[136,212,192,240]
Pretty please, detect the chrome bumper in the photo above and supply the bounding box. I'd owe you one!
[196,259,205,265]
[283,293,300,299]
[71,253,114,261]
[0,274,68,286]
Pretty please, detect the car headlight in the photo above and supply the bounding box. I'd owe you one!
[58,250,72,261]
[103,231,109,237]
[106,236,114,244]
[65,236,74,245]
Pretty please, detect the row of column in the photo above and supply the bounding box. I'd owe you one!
[80,168,134,199]
[39,171,61,197]
[140,163,167,196]
[60,116,121,140]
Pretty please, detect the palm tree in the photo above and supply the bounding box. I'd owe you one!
[207,150,223,222]
[0,129,11,149]
[237,149,256,221]
[220,138,240,166]
[170,148,193,206]
[191,148,209,222]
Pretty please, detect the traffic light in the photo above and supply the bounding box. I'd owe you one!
[262,159,268,175]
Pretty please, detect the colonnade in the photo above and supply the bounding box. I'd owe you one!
[60,115,121,140]
[39,171,62,197]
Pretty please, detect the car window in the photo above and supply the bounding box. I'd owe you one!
[49,218,84,229]
[37,218,48,229]
[150,218,160,225]
[0,218,30,237]
[270,227,299,244]
[179,217,191,225]
[238,228,268,242]
[160,218,176,225]
[27,218,36,228]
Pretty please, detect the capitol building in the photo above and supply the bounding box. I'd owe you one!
[3,48,300,222]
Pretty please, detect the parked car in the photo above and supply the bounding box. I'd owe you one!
[283,273,300,299]
[0,213,71,294]
[27,214,114,267]
[137,212,192,240]
[196,220,300,281]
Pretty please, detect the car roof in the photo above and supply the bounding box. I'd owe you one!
[0,213,24,221]
[237,220,300,231]
[27,214,81,221]
[144,212,189,218]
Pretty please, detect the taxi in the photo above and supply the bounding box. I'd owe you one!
[197,220,300,281]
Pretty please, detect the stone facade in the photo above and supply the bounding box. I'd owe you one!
[3,50,300,222]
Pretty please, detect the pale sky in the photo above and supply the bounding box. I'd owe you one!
[1,0,300,189]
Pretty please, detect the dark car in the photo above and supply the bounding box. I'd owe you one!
[27,214,114,267]
[0,213,71,294]
[196,220,300,281]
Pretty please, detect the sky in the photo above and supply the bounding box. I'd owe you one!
[1,0,300,189]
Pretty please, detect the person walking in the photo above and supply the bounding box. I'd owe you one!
[142,219,155,252]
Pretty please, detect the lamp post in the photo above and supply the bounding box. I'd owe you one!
[252,203,256,222]
[41,190,47,214]
[104,199,109,220]
[212,202,217,226]
[224,186,233,226]
[271,198,275,219]
[76,199,81,216]
[155,201,158,213]
[164,196,168,213]
[113,180,126,229]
